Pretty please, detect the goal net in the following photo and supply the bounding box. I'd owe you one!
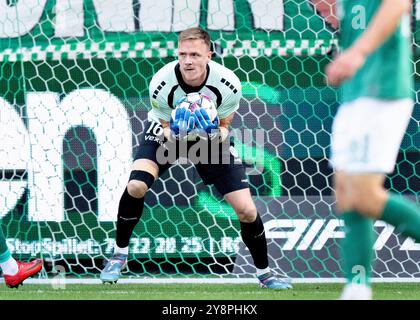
[0,0,418,282]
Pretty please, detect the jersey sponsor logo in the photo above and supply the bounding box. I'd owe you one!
[144,122,165,145]
[151,99,159,109]
[144,134,164,145]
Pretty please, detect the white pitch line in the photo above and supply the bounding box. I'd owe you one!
[2,278,420,285]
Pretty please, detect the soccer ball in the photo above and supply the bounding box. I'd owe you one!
[171,92,218,140]
[173,92,217,122]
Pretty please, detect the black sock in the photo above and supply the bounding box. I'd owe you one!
[240,214,269,269]
[116,188,144,248]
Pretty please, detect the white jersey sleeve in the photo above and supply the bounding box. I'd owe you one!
[216,71,242,120]
[147,61,178,123]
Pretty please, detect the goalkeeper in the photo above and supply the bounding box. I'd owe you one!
[0,224,43,288]
[100,27,291,289]
[326,0,420,299]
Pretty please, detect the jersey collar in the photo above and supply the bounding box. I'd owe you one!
[175,63,210,93]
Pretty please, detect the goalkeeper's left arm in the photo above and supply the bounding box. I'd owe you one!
[217,113,234,142]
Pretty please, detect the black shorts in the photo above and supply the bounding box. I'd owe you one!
[134,121,249,196]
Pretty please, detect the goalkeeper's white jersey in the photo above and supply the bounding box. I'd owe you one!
[148,60,242,122]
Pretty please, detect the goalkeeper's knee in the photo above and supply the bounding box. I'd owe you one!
[127,170,155,198]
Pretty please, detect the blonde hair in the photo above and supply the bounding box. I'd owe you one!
[178,27,211,50]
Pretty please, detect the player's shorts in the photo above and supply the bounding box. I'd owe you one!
[330,97,413,174]
[134,121,249,196]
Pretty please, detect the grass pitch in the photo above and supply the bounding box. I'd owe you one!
[0,283,419,300]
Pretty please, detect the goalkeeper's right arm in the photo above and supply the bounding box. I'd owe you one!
[160,119,172,141]
[217,113,234,143]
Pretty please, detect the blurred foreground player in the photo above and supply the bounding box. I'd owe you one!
[326,0,420,299]
[0,225,43,288]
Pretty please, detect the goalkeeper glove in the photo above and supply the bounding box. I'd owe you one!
[170,107,195,140]
[194,108,220,141]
